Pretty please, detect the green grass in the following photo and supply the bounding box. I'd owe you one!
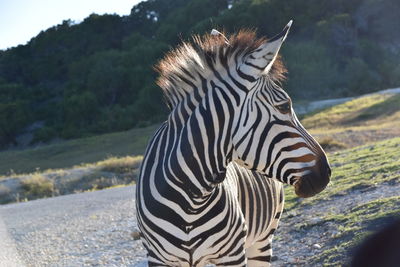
[0,124,158,176]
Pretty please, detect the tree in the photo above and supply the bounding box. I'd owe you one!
[0,101,30,147]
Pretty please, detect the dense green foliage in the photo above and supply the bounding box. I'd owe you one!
[0,0,399,148]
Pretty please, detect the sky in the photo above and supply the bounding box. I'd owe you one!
[0,0,142,50]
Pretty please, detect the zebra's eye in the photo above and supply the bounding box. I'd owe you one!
[275,101,291,114]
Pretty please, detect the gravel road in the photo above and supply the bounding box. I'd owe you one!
[0,186,147,267]
[0,213,25,266]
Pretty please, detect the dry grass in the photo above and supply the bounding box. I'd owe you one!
[95,155,142,174]
[20,174,54,200]
[0,155,143,204]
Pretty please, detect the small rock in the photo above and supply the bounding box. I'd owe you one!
[271,255,278,262]
[310,217,323,225]
[131,231,141,240]
[331,230,340,237]
[313,243,322,249]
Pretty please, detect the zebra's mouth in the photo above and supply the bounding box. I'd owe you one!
[294,172,330,198]
[293,158,331,198]
[294,176,318,198]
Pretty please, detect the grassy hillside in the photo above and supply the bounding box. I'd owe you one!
[302,93,400,131]
[1,92,398,177]
[303,93,400,150]
[0,92,399,176]
[0,124,158,176]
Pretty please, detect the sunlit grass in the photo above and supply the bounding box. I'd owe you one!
[301,93,398,129]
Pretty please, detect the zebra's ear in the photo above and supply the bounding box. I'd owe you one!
[240,20,292,79]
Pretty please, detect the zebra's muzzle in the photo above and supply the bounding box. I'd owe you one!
[294,160,331,198]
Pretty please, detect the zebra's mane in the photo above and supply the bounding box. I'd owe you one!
[155,29,286,109]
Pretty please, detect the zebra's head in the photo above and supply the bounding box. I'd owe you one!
[232,21,331,198]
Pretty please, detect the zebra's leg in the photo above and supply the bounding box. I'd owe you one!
[245,232,274,267]
[246,199,284,266]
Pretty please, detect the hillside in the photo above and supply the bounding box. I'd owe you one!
[0,89,398,176]
[0,124,156,175]
[1,0,400,148]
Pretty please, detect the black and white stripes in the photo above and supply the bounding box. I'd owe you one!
[137,21,330,266]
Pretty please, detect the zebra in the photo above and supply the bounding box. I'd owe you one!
[136,21,331,267]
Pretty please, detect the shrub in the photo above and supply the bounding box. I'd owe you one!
[32,126,57,143]
[66,172,120,193]
[20,174,54,199]
[96,156,142,174]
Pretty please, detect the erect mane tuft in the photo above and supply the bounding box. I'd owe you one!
[155,29,287,109]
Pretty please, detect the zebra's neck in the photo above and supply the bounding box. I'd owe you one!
[164,79,241,198]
